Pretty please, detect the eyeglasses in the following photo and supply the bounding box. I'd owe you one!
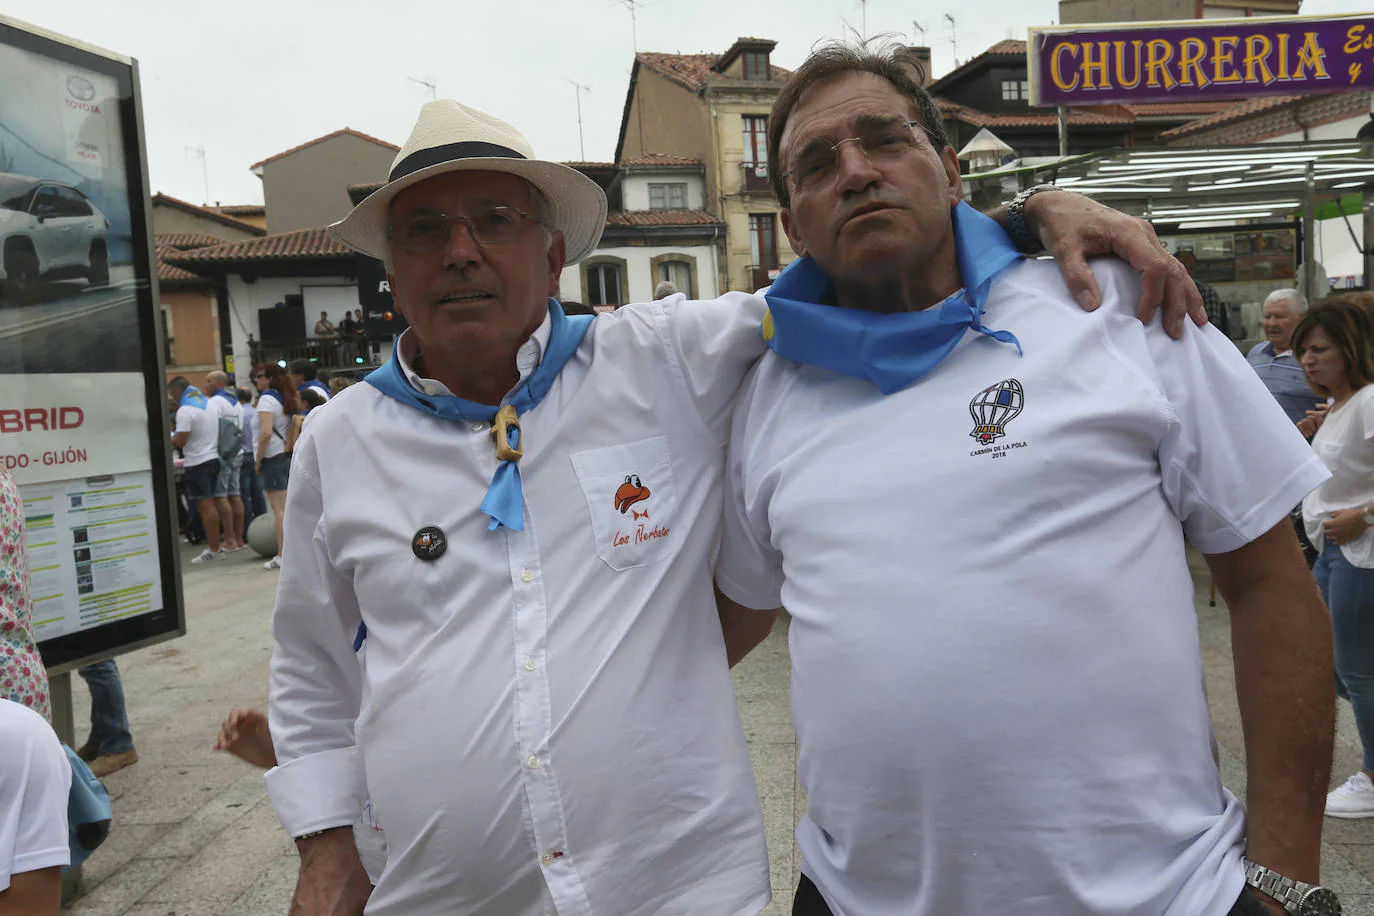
[389,205,544,253]
[781,119,939,194]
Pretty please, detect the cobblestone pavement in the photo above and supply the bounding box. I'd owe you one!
[57,542,1374,914]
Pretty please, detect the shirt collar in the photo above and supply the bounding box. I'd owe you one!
[396,311,552,398]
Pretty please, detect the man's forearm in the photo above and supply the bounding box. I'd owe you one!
[1211,526,1334,883]
[290,827,371,916]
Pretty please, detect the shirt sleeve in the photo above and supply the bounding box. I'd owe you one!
[714,364,788,610]
[0,701,71,890]
[174,405,195,435]
[265,432,367,838]
[656,292,770,442]
[1094,261,1330,554]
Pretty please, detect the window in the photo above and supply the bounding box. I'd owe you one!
[750,214,778,269]
[57,187,92,217]
[742,115,768,174]
[743,51,770,81]
[656,260,692,298]
[586,262,624,307]
[1000,79,1029,101]
[31,186,61,217]
[648,182,688,210]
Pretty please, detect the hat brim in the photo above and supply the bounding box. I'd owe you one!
[328,158,608,264]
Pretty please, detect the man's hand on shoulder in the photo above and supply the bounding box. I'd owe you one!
[1023,190,1206,339]
[289,827,371,916]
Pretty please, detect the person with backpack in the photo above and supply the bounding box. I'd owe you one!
[204,371,246,553]
[168,376,224,564]
[253,363,301,571]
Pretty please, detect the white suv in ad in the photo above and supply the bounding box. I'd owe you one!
[0,173,110,305]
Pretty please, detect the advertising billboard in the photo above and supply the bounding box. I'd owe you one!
[1029,13,1374,106]
[0,15,184,671]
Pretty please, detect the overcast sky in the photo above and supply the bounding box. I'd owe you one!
[4,0,1370,209]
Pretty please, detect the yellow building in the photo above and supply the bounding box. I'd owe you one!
[616,37,794,293]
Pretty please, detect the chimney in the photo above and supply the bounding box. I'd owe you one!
[903,46,933,87]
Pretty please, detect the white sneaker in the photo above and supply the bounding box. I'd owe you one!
[1326,772,1374,818]
[191,548,222,565]
[263,555,282,570]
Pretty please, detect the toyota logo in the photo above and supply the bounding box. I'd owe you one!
[66,75,95,101]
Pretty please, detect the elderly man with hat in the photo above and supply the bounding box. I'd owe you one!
[265,98,1204,914]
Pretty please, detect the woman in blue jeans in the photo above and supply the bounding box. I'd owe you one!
[1296,300,1374,818]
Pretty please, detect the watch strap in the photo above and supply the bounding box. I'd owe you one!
[1006,184,1056,255]
[1244,859,1310,914]
[1362,506,1374,526]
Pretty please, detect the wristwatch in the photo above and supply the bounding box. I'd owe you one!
[1362,505,1374,526]
[1244,859,1341,915]
[1005,184,1057,254]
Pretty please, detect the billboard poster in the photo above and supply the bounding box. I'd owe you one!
[1029,13,1374,106]
[0,16,183,670]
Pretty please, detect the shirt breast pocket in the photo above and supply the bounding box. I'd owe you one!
[570,436,679,571]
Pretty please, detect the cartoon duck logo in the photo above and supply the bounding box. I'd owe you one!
[614,474,652,520]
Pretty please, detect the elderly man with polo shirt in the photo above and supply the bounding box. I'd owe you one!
[716,44,1340,916]
[266,98,1207,915]
[1249,289,1323,425]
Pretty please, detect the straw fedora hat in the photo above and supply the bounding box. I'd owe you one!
[329,100,607,264]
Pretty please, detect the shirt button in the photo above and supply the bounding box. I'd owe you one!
[520,569,533,582]
[541,851,562,865]
[470,421,486,432]
[523,657,537,671]
[527,755,541,769]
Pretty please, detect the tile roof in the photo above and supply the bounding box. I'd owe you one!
[249,128,399,171]
[151,193,267,235]
[606,209,724,227]
[1122,101,1233,117]
[636,51,790,93]
[930,40,1028,92]
[156,247,211,285]
[154,232,226,250]
[165,228,352,265]
[1159,94,1304,139]
[983,39,1028,56]
[950,107,1136,128]
[621,153,701,168]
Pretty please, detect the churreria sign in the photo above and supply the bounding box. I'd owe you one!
[1028,13,1374,106]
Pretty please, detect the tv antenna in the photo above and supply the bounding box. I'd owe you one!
[185,145,209,205]
[857,0,868,39]
[614,0,646,52]
[407,75,437,101]
[565,78,591,161]
[911,20,927,44]
[944,13,959,63]
[841,17,863,43]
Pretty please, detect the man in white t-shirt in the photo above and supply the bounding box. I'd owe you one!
[169,376,224,563]
[716,44,1339,916]
[204,370,245,553]
[0,698,71,915]
[267,98,1207,916]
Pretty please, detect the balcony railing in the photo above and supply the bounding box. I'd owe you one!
[248,335,385,373]
[748,265,780,291]
[739,162,773,195]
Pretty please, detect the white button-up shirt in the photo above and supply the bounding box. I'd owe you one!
[266,295,771,915]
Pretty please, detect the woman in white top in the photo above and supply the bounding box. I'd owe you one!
[252,363,300,571]
[1296,300,1374,819]
[0,698,70,915]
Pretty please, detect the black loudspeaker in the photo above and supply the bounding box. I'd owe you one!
[258,302,306,342]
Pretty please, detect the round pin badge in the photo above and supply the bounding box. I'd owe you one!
[411,526,447,561]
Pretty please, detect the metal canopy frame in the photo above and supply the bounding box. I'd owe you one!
[964,140,1374,292]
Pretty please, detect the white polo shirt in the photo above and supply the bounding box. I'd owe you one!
[267,295,772,916]
[174,396,218,467]
[717,259,1329,916]
[0,698,71,891]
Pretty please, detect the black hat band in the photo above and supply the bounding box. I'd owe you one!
[389,141,526,182]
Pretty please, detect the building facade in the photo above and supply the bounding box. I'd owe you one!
[617,37,793,293]
[250,129,399,235]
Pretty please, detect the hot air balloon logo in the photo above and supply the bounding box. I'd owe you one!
[969,378,1024,445]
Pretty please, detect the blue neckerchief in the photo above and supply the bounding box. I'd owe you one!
[213,389,237,406]
[179,386,208,410]
[301,380,329,395]
[365,299,592,531]
[762,201,1023,395]
[261,388,283,404]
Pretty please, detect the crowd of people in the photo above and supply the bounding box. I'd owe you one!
[5,38,1374,916]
